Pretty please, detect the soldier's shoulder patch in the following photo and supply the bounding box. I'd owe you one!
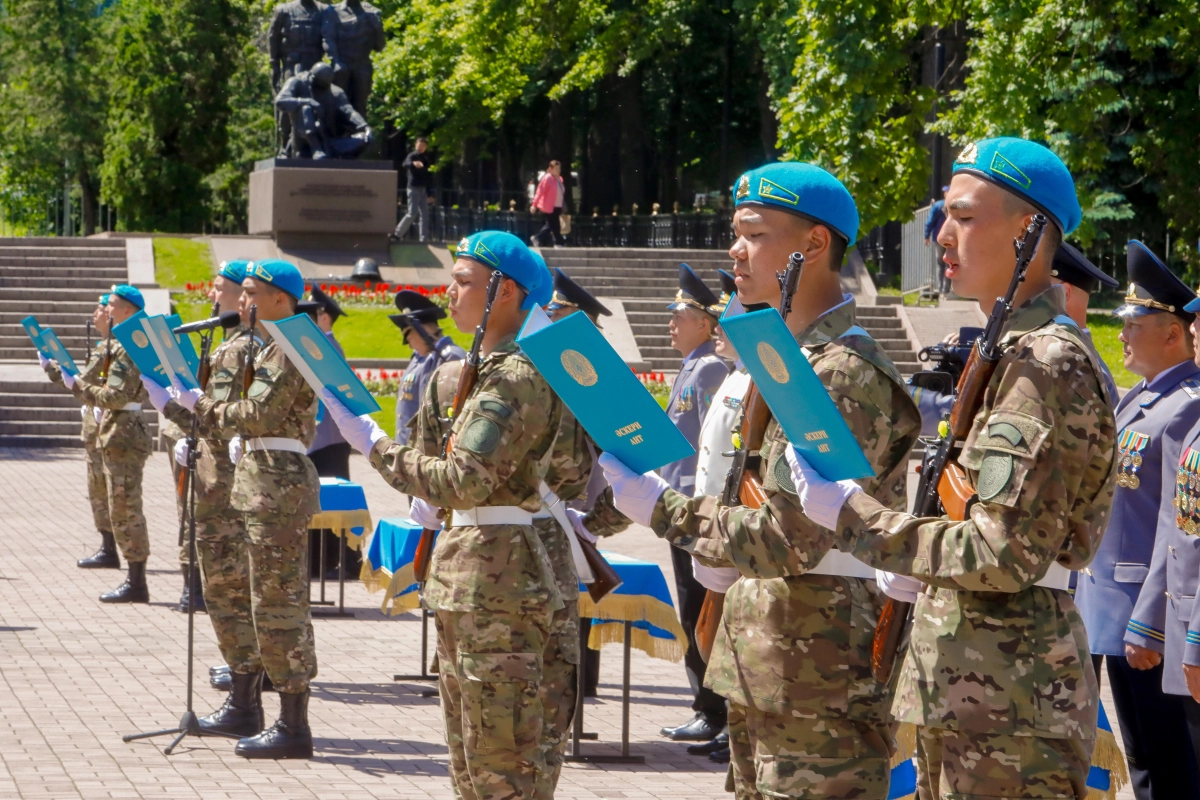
[771,453,798,496]
[977,452,1014,501]
[459,416,500,454]
[1182,379,1200,400]
[477,396,513,419]
[247,363,282,398]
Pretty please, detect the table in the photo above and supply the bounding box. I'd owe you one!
[568,552,687,764]
[309,478,372,617]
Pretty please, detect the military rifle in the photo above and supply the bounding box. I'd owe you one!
[242,305,259,399]
[176,302,220,500]
[100,310,114,379]
[696,252,805,662]
[870,214,1049,683]
[86,319,93,363]
[412,271,504,584]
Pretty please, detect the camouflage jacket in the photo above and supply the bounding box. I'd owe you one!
[164,326,259,517]
[45,347,106,448]
[371,334,564,615]
[648,295,921,722]
[193,334,320,521]
[838,286,1117,739]
[67,339,152,457]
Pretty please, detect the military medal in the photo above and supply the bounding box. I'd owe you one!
[1116,429,1149,491]
[1176,447,1200,535]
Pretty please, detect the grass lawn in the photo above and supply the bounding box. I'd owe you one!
[333,308,470,359]
[1086,313,1136,388]
[370,395,397,440]
[155,238,214,289]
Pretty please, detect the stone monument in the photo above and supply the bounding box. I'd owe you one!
[268,0,331,155]
[322,0,385,117]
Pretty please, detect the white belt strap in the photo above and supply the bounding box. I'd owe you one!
[1034,562,1071,591]
[451,506,535,527]
[119,403,142,411]
[244,437,307,455]
[538,481,595,584]
[808,549,876,580]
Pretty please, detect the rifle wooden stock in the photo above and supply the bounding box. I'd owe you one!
[413,526,436,583]
[581,536,623,603]
[937,463,973,521]
[696,590,725,663]
[871,597,909,683]
[947,347,999,440]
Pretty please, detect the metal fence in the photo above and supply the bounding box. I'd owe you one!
[396,207,736,249]
[901,205,941,292]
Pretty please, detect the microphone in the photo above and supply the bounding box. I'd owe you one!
[173,310,240,335]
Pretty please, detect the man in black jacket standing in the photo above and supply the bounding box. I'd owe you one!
[390,137,431,243]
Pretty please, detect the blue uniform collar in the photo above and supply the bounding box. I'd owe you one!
[683,340,717,366]
[1133,359,1200,407]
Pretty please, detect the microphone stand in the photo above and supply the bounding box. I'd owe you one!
[123,330,238,754]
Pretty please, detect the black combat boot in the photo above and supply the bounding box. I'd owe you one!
[235,689,313,759]
[78,531,119,569]
[198,670,264,737]
[99,560,149,603]
[178,565,206,613]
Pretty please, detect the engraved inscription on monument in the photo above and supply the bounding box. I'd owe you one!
[248,163,397,236]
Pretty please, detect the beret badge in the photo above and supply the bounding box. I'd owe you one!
[736,174,751,200]
[955,142,979,165]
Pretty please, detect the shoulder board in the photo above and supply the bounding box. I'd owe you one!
[697,354,723,365]
[1181,379,1200,400]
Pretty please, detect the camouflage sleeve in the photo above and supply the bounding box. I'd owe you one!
[43,360,64,386]
[838,338,1112,592]
[581,485,633,538]
[193,344,304,437]
[414,359,462,458]
[648,356,906,577]
[367,362,557,508]
[73,349,143,410]
[544,411,590,503]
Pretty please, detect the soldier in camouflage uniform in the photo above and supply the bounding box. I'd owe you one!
[48,285,154,603]
[50,295,120,570]
[603,163,921,799]
[786,139,1117,799]
[322,231,560,800]
[171,259,321,759]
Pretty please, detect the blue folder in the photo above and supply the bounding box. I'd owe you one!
[517,306,694,474]
[166,314,201,378]
[111,311,168,386]
[141,315,199,390]
[40,328,79,376]
[719,304,873,481]
[20,316,55,362]
[262,313,381,416]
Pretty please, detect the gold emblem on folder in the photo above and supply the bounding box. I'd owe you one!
[132,331,149,349]
[301,336,324,360]
[561,349,598,386]
[757,342,789,384]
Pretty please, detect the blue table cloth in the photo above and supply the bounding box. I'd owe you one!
[578,552,687,662]
[360,517,426,614]
[311,478,372,549]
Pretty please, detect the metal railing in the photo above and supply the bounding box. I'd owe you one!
[901,205,940,292]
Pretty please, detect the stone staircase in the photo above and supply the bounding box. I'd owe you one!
[541,248,921,375]
[0,238,158,448]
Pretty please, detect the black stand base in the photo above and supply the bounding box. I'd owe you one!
[394,607,439,697]
[311,529,354,618]
[566,620,644,764]
[123,710,240,755]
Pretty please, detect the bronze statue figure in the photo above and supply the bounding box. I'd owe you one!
[269,0,332,155]
[274,63,373,160]
[321,0,385,117]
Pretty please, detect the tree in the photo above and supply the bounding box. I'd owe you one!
[100,0,246,231]
[0,0,108,234]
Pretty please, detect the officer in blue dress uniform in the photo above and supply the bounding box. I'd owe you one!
[659,264,731,742]
[1098,241,1200,797]
[390,289,465,446]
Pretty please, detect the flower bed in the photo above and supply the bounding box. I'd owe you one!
[177,281,449,309]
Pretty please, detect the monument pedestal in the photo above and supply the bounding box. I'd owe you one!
[248,159,397,251]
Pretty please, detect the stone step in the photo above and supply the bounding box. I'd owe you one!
[0,299,100,314]
[545,248,733,260]
[0,417,158,436]
[0,392,80,409]
[0,311,100,325]
[0,287,118,302]
[0,255,126,267]
[0,434,85,449]
[0,272,125,287]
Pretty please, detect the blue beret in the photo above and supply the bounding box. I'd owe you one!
[246,259,305,300]
[98,293,110,305]
[108,284,145,310]
[218,259,251,284]
[952,137,1082,235]
[732,162,860,246]
[455,231,546,310]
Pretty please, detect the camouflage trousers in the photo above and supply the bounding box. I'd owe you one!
[84,443,110,536]
[536,598,580,799]
[435,608,550,800]
[165,435,191,568]
[915,727,1093,800]
[195,509,258,672]
[728,702,893,799]
[102,453,150,563]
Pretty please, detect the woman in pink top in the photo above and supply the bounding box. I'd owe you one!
[530,160,566,247]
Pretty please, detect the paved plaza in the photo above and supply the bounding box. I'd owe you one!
[0,448,1133,799]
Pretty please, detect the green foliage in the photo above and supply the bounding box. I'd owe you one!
[154,238,214,289]
[1086,312,1136,389]
[753,0,936,234]
[173,300,211,326]
[100,0,247,231]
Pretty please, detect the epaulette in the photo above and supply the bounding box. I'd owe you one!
[1181,379,1200,400]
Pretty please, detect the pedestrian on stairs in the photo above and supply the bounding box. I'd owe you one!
[530,160,566,248]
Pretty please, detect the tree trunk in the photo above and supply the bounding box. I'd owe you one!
[756,64,778,162]
[585,76,622,214]
[616,69,645,211]
[78,160,96,236]
[548,94,574,213]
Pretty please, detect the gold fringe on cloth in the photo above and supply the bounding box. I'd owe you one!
[578,592,688,662]
[1087,726,1129,800]
[891,722,917,767]
[308,510,373,549]
[357,560,420,615]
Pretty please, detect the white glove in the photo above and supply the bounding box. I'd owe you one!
[80,405,88,421]
[93,407,103,425]
[38,352,50,369]
[61,369,77,390]
[169,383,203,412]
[141,375,171,413]
[320,389,387,455]
[174,438,189,467]
[565,507,597,544]
[598,452,669,527]
[228,435,243,465]
[693,560,740,593]
[876,570,924,604]
[408,497,443,530]
[785,446,863,530]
